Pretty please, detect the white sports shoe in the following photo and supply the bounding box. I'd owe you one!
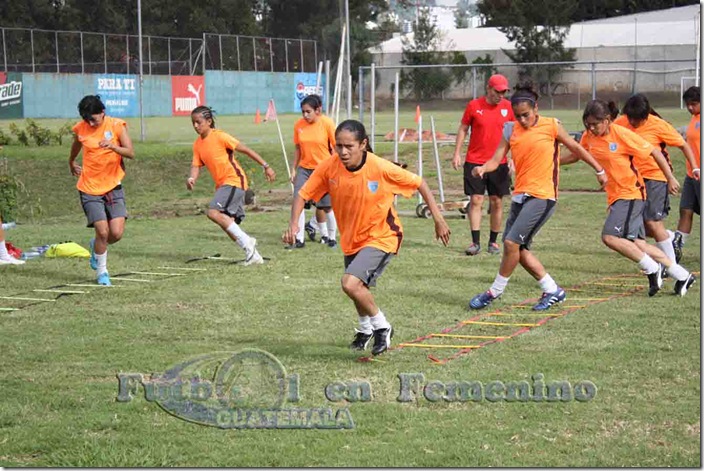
[243,238,264,266]
[0,256,25,265]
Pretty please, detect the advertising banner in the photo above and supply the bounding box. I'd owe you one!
[172,76,205,116]
[293,73,324,112]
[95,74,138,117]
[0,72,24,119]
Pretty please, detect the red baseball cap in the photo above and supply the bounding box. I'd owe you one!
[488,74,509,92]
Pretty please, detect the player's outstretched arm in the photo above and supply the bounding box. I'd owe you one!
[283,195,306,245]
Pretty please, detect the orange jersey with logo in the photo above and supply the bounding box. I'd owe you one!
[293,115,336,169]
[685,112,701,177]
[299,152,422,256]
[580,124,653,206]
[613,114,683,182]
[192,129,248,190]
[506,116,561,200]
[72,116,127,195]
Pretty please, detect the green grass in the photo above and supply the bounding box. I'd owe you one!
[0,110,700,467]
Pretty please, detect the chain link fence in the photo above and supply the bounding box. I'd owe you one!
[0,27,318,75]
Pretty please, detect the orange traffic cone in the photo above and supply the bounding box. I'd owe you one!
[415,105,421,124]
[254,108,261,124]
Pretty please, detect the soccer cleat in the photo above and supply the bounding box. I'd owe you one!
[660,263,669,280]
[532,287,566,311]
[469,290,499,310]
[97,272,112,286]
[371,326,393,356]
[672,232,683,264]
[647,265,663,297]
[674,274,696,297]
[244,238,264,266]
[465,243,481,256]
[305,222,317,242]
[320,236,329,245]
[284,240,305,250]
[350,329,373,351]
[89,238,98,270]
[487,242,501,255]
[327,238,337,248]
[0,256,25,265]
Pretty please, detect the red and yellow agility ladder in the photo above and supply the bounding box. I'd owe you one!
[361,272,695,365]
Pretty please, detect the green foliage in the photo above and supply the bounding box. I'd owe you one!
[0,128,11,146]
[6,120,72,147]
[53,121,75,146]
[25,119,54,146]
[8,123,29,146]
[471,53,498,86]
[0,173,19,222]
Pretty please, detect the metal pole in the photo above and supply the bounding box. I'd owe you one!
[300,39,304,72]
[393,72,399,164]
[269,39,274,72]
[103,34,107,73]
[236,36,241,71]
[167,37,171,75]
[80,32,84,74]
[148,36,151,75]
[314,41,318,68]
[137,0,146,142]
[253,37,257,71]
[1,28,6,72]
[472,66,477,99]
[696,11,701,86]
[30,29,35,73]
[315,61,323,92]
[55,31,59,73]
[632,17,637,92]
[188,38,192,75]
[358,66,364,121]
[417,115,423,205]
[126,34,130,74]
[345,0,352,119]
[591,62,596,99]
[284,40,289,73]
[370,62,376,151]
[219,34,223,70]
[202,33,206,74]
[325,60,331,115]
[431,116,444,203]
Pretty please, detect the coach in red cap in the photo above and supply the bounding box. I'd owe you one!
[452,74,514,256]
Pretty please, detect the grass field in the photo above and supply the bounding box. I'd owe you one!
[0,108,700,467]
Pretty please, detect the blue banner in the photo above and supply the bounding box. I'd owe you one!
[95,74,138,117]
[293,73,325,112]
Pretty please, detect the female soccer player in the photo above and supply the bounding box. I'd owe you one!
[468,82,607,311]
[283,120,451,356]
[673,86,701,262]
[0,216,24,265]
[575,99,695,296]
[614,93,698,270]
[68,95,134,286]
[289,94,338,248]
[188,106,275,265]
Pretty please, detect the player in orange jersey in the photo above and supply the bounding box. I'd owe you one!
[188,106,276,265]
[283,120,451,356]
[468,82,607,311]
[575,99,695,296]
[68,95,134,285]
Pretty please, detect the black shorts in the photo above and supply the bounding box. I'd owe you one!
[464,162,511,197]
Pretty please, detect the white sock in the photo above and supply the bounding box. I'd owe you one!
[358,315,372,334]
[678,231,690,245]
[226,222,251,249]
[667,263,690,281]
[95,251,108,276]
[656,235,677,265]
[308,215,318,231]
[296,212,305,243]
[317,218,328,239]
[0,240,9,259]
[369,310,391,330]
[538,273,558,294]
[326,211,337,240]
[637,253,659,274]
[489,274,510,297]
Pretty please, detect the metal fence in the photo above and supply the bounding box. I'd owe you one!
[0,26,318,75]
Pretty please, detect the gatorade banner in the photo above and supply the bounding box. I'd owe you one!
[96,74,138,117]
[0,72,23,119]
[293,73,324,112]
[172,76,205,116]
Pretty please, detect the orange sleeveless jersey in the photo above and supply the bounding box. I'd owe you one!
[580,124,653,206]
[613,114,683,182]
[685,112,701,178]
[293,115,336,170]
[192,129,248,190]
[508,116,561,200]
[72,116,127,195]
[298,152,422,256]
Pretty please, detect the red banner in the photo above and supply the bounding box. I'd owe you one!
[171,76,205,116]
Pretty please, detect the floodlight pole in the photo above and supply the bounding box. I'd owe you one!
[137,0,146,142]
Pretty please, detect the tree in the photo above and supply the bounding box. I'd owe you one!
[570,0,699,22]
[453,0,474,29]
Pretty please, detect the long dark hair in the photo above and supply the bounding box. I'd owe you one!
[583,99,619,126]
[683,86,700,104]
[336,119,373,152]
[78,95,105,121]
[622,93,662,121]
[301,94,323,110]
[191,106,216,128]
[510,80,539,108]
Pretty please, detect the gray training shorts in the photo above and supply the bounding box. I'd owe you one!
[293,167,331,208]
[210,185,246,223]
[680,175,701,215]
[343,247,394,288]
[503,195,556,250]
[79,185,128,228]
[602,199,646,240]
[643,179,670,222]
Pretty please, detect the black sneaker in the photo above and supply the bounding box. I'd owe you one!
[674,274,696,297]
[647,265,663,297]
[371,326,393,356]
[305,222,317,241]
[350,329,373,351]
[320,236,329,245]
[284,240,305,250]
[327,239,337,248]
[672,232,683,264]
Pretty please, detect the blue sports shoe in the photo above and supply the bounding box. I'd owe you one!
[97,272,112,286]
[89,238,98,270]
[532,287,566,311]
[469,290,499,310]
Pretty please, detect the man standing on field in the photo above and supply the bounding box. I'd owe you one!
[452,74,514,256]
